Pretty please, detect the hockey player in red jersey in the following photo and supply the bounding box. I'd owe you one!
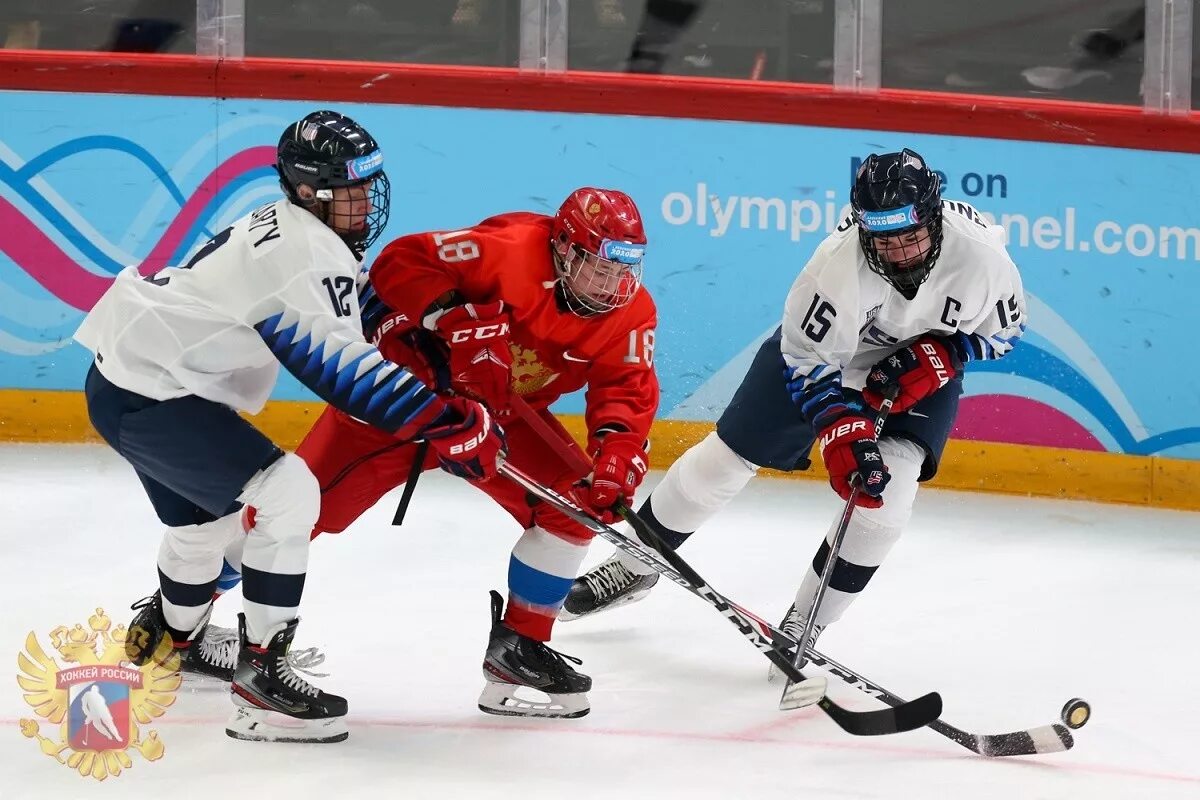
[295,187,659,718]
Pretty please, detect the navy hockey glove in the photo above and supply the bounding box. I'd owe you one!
[420,395,507,481]
[863,336,959,413]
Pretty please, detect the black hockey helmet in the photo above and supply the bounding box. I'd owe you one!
[276,110,391,253]
[850,148,943,293]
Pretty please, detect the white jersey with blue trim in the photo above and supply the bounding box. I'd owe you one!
[781,199,1026,393]
[75,198,437,432]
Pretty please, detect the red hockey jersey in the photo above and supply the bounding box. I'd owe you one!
[369,212,659,448]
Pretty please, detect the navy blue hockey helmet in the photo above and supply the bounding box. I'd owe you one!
[850,148,943,293]
[277,110,391,253]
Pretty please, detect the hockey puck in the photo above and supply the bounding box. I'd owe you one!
[1060,697,1091,730]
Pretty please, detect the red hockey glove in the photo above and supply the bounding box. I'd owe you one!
[370,310,443,390]
[433,302,514,415]
[816,411,890,508]
[419,395,507,482]
[580,431,648,523]
[862,336,957,413]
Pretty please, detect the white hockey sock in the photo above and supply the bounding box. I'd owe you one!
[792,437,924,628]
[236,453,319,645]
[618,431,758,575]
[158,511,243,633]
[215,508,252,595]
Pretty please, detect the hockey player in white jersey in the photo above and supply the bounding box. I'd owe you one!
[563,149,1026,663]
[75,110,506,743]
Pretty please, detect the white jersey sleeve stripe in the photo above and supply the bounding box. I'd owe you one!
[255,311,438,434]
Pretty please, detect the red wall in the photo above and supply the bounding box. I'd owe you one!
[3,49,1199,153]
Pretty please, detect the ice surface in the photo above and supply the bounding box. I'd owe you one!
[2,444,1197,799]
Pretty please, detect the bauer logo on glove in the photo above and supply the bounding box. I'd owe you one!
[818,418,869,452]
[863,336,958,413]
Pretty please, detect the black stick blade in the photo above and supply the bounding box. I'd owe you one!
[820,691,942,736]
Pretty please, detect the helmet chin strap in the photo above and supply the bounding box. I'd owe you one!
[550,244,605,317]
[294,183,366,253]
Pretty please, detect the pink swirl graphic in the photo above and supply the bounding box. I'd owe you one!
[954,395,1106,451]
[0,146,275,311]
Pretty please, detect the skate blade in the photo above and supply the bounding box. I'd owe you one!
[180,672,232,692]
[225,706,348,743]
[778,675,828,710]
[477,681,590,719]
[558,588,654,622]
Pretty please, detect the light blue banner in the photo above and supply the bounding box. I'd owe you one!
[2,90,1197,457]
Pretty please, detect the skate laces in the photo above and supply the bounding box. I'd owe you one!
[583,559,638,600]
[781,607,823,644]
[130,594,157,612]
[205,625,329,678]
[286,646,328,677]
[199,625,240,670]
[530,640,583,679]
[276,655,321,697]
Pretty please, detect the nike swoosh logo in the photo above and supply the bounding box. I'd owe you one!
[907,411,929,418]
[562,351,589,363]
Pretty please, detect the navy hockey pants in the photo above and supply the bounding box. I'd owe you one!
[715,326,962,481]
[84,363,282,527]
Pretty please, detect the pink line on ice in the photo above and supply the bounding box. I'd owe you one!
[16,713,1193,786]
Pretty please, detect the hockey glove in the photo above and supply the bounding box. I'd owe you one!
[370,310,444,390]
[580,431,649,524]
[433,302,514,416]
[863,336,958,413]
[816,411,890,508]
[783,365,889,508]
[420,395,507,481]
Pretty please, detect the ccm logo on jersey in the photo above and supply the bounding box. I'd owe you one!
[818,419,869,451]
[449,416,492,455]
[919,341,951,388]
[450,322,510,343]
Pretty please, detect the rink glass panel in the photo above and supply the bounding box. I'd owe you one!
[242,1,521,67]
[880,0,1147,105]
[564,0,835,84]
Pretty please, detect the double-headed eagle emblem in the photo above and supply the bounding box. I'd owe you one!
[17,608,180,780]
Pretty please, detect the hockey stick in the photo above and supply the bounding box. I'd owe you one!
[499,460,943,736]
[507,403,1075,753]
[783,387,897,703]
[507,399,826,711]
[391,440,430,525]
[799,645,1086,756]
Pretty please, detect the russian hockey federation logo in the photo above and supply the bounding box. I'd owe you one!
[17,609,180,781]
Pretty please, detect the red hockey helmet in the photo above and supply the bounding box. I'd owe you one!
[550,188,647,315]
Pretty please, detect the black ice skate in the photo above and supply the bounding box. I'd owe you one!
[479,591,592,719]
[226,614,348,743]
[767,603,826,683]
[128,591,326,683]
[127,591,230,680]
[560,554,660,621]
